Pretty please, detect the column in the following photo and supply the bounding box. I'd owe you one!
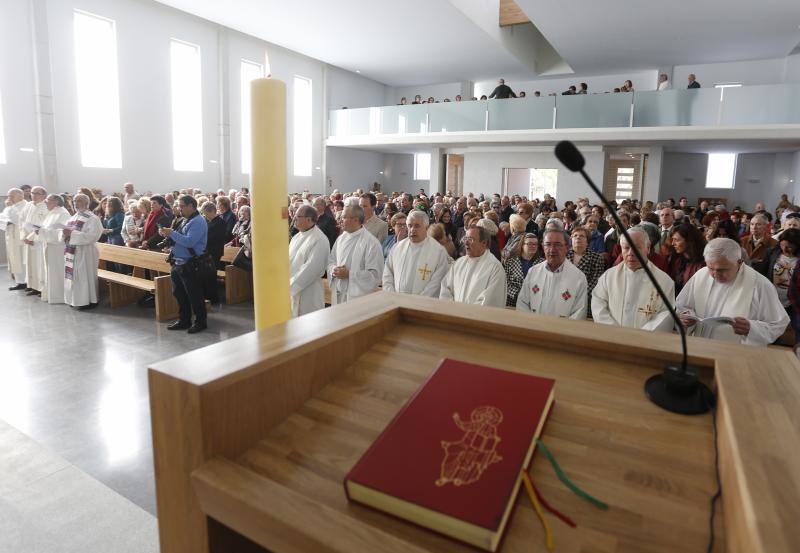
[29,0,57,189]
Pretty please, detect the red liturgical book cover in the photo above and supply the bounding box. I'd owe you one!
[344,358,555,551]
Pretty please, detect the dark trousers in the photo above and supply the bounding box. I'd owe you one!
[171,265,206,325]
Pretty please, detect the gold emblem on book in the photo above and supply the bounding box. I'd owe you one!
[436,406,503,487]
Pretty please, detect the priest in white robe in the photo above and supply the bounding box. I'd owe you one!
[327,205,384,305]
[20,186,49,295]
[440,226,506,307]
[517,229,587,319]
[61,193,103,309]
[592,227,675,331]
[383,210,449,297]
[3,188,28,290]
[36,194,71,304]
[289,205,330,317]
[677,237,789,346]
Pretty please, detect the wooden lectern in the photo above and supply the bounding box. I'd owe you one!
[149,293,800,553]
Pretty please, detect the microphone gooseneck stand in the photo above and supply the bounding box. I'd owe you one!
[555,140,713,415]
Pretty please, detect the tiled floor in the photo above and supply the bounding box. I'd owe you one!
[0,420,158,553]
[0,267,255,515]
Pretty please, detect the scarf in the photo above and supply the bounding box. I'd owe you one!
[64,210,91,280]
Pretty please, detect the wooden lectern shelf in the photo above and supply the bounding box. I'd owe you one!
[149,293,800,553]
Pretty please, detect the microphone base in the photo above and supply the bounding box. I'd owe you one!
[644,365,714,415]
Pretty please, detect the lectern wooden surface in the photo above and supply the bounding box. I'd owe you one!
[149,293,800,553]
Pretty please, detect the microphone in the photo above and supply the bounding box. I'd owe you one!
[554,141,713,415]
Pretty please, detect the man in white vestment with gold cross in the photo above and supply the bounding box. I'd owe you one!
[592,227,675,331]
[677,237,789,346]
[383,210,450,297]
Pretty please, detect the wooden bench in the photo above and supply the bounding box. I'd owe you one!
[219,246,252,304]
[97,243,179,322]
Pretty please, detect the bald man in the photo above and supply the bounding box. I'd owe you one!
[289,205,330,316]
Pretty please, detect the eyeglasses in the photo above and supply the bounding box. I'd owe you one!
[542,242,566,249]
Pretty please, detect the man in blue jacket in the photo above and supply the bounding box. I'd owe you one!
[159,195,209,333]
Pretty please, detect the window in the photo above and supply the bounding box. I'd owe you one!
[706,153,736,189]
[0,90,6,164]
[615,167,635,200]
[414,153,431,180]
[240,59,264,174]
[170,39,203,172]
[293,75,312,176]
[529,169,558,201]
[73,10,122,168]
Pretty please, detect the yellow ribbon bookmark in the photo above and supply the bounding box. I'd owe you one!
[521,470,555,551]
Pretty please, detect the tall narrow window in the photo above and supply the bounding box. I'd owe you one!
[240,59,263,174]
[0,90,6,164]
[73,10,122,168]
[706,153,736,189]
[293,75,312,177]
[414,153,431,180]
[170,39,203,172]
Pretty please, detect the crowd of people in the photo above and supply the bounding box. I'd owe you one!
[397,74,703,105]
[2,183,253,333]
[3,181,794,348]
[288,187,794,347]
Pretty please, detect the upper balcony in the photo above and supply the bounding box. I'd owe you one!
[326,84,800,149]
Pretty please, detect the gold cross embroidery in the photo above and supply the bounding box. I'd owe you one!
[419,264,432,281]
[637,290,660,319]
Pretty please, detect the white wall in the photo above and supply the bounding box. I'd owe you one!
[325,148,384,194]
[383,153,429,193]
[461,149,605,203]
[327,66,388,110]
[792,151,800,200]
[0,0,370,195]
[386,82,462,105]
[47,0,221,193]
[786,53,800,83]
[660,152,796,210]
[505,168,530,197]
[673,57,788,87]
[474,70,659,97]
[0,0,40,187]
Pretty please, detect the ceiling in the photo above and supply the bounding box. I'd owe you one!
[515,0,800,75]
[154,0,800,86]
[153,0,532,86]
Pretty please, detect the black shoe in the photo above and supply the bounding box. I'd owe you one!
[8,283,26,291]
[187,322,207,334]
[167,320,191,330]
[26,290,41,296]
[77,302,98,311]
[24,288,33,292]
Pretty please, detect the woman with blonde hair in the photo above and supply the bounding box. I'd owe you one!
[502,214,527,261]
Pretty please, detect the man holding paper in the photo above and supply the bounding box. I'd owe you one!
[3,188,28,290]
[61,193,103,310]
[37,194,71,304]
[20,186,49,296]
[676,237,789,346]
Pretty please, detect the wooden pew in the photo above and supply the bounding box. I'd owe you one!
[219,246,252,304]
[96,243,178,322]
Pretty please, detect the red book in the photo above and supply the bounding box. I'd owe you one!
[345,358,555,551]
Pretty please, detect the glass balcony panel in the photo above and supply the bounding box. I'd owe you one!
[380,104,428,134]
[720,84,800,125]
[488,97,555,130]
[556,92,632,128]
[633,89,721,127]
[427,101,486,132]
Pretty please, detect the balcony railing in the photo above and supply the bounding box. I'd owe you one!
[328,84,800,138]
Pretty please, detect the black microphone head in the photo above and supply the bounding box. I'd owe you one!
[555,141,585,172]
